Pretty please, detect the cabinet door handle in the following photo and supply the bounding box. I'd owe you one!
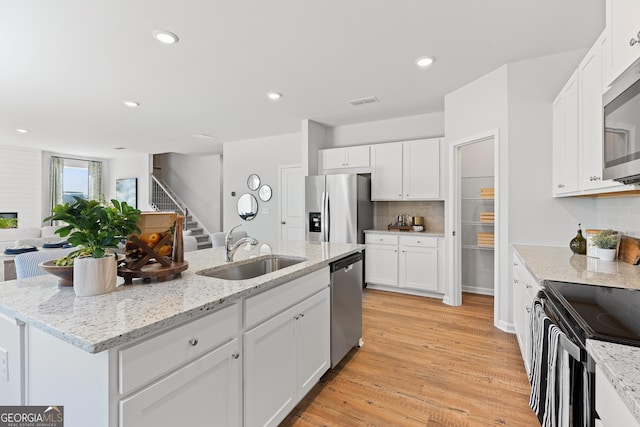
[398,194,402,197]
[514,279,519,284]
[281,221,286,225]
[189,338,199,346]
[232,352,240,359]
[299,312,304,318]
[294,314,299,320]
[526,284,532,289]
[526,306,532,313]
[557,183,565,188]
[630,31,640,46]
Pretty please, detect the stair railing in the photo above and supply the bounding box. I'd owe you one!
[150,175,188,228]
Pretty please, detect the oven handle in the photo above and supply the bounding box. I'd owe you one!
[558,333,581,361]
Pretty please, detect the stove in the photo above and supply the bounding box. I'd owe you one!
[543,280,640,347]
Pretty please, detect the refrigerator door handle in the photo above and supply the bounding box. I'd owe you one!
[322,191,329,242]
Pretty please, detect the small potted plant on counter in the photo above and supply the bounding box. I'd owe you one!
[592,229,619,262]
[44,196,141,296]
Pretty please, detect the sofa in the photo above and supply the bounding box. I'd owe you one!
[0,226,64,253]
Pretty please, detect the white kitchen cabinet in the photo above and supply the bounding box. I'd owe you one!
[364,234,398,287]
[579,33,625,192]
[552,70,579,196]
[365,233,442,295]
[321,145,370,170]
[403,139,440,199]
[398,236,438,292]
[371,138,440,200]
[119,339,240,427]
[596,365,640,427]
[244,287,330,427]
[606,0,640,85]
[512,250,542,375]
[0,314,24,405]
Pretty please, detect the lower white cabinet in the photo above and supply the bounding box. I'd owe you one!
[244,287,330,427]
[119,339,241,427]
[512,250,542,375]
[596,365,640,427]
[365,233,441,294]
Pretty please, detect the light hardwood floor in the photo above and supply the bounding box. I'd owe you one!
[281,289,539,427]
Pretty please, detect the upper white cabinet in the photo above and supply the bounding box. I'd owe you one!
[580,34,623,191]
[606,0,640,85]
[552,31,628,197]
[371,138,440,200]
[552,70,579,195]
[321,145,370,170]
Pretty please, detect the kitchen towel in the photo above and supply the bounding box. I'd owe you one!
[529,299,565,427]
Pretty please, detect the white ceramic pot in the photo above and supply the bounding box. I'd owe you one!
[597,248,617,262]
[73,255,117,297]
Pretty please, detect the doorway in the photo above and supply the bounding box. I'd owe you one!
[446,130,502,326]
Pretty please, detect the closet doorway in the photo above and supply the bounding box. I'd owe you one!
[446,130,501,325]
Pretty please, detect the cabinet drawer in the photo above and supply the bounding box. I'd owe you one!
[365,234,398,245]
[119,303,238,395]
[244,267,330,329]
[398,235,438,248]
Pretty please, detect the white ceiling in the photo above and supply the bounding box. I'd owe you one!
[0,1,604,158]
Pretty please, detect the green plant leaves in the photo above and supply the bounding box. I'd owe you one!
[44,196,141,258]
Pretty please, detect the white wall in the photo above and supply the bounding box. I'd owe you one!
[107,152,153,212]
[444,50,597,330]
[223,133,301,243]
[154,153,221,233]
[302,120,328,176]
[0,146,42,228]
[327,112,444,147]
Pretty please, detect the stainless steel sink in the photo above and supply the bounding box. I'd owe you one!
[196,255,307,280]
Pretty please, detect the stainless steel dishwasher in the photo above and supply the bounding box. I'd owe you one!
[329,251,363,368]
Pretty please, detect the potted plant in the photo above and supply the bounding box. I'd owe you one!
[592,229,619,262]
[44,196,141,296]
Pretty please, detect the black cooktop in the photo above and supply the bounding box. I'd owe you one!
[544,280,640,347]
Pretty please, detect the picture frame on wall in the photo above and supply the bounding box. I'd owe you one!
[116,178,137,209]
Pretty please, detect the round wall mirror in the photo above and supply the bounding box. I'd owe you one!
[237,193,258,220]
[258,185,272,202]
[247,174,261,191]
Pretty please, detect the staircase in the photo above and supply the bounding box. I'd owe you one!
[150,175,212,250]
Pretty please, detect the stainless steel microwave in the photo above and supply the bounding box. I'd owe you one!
[603,62,640,184]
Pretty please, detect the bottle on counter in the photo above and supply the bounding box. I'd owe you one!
[569,223,587,255]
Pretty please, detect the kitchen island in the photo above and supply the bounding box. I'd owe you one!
[513,244,640,425]
[0,241,363,427]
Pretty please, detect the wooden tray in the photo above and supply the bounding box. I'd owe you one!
[118,261,189,284]
[619,236,640,265]
[388,225,413,231]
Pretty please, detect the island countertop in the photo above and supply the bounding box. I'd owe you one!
[0,241,363,354]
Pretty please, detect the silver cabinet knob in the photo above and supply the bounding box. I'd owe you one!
[281,221,286,224]
[189,338,198,346]
[557,184,565,188]
[630,31,640,46]
[514,279,519,284]
[526,284,532,289]
[232,352,240,359]
[299,312,304,318]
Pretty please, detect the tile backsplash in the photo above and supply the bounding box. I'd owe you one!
[374,201,445,233]
[595,195,640,237]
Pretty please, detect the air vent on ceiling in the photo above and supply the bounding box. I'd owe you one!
[348,96,380,106]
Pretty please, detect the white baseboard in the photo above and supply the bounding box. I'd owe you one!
[461,285,494,296]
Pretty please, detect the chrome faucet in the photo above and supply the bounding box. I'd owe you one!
[225,225,258,262]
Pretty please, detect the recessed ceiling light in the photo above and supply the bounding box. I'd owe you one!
[266,92,282,100]
[16,128,29,133]
[123,100,140,108]
[415,56,435,68]
[114,147,127,150]
[152,30,179,44]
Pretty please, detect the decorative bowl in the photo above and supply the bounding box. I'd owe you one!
[39,260,74,287]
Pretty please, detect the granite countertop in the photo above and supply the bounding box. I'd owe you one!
[512,244,640,290]
[587,340,640,423]
[364,229,445,238]
[513,244,640,423]
[0,241,363,354]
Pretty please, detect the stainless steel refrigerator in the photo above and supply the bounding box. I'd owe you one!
[305,174,373,244]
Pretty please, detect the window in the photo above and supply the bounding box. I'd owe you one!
[50,157,103,211]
